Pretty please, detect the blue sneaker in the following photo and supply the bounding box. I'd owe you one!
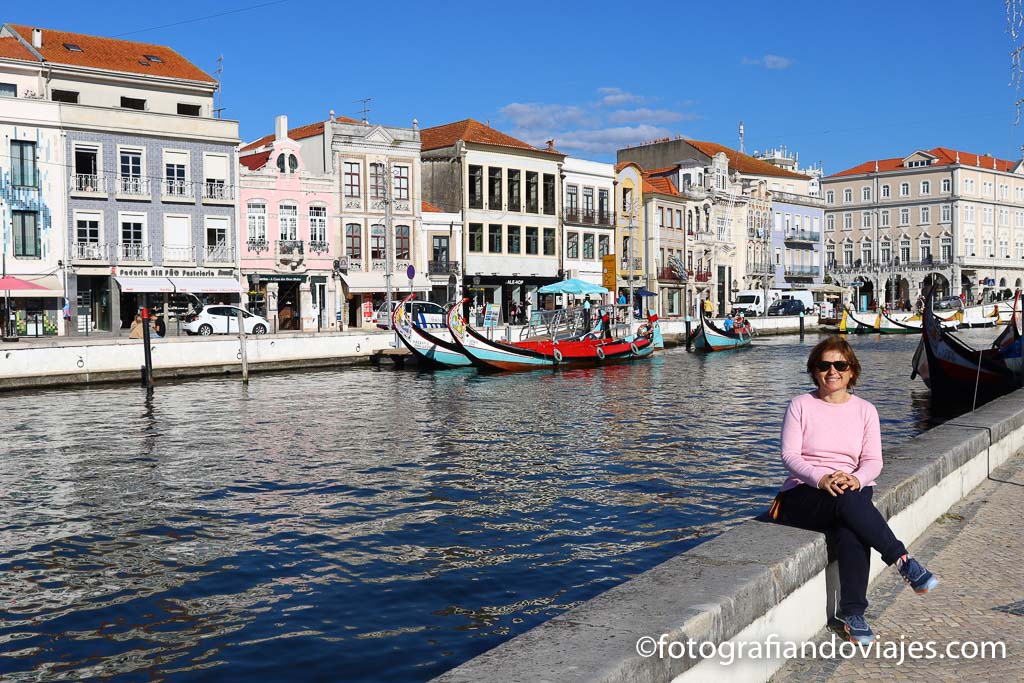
[898,556,939,594]
[839,613,875,645]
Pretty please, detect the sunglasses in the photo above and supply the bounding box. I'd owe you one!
[815,360,851,372]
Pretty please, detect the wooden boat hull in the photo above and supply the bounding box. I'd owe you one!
[691,316,752,351]
[392,295,473,369]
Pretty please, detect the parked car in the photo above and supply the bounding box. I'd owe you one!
[183,305,269,335]
[933,295,965,311]
[373,300,446,329]
[767,299,807,316]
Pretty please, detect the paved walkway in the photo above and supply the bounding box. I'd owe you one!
[772,453,1024,681]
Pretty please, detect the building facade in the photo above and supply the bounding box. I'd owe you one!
[561,157,614,294]
[821,148,1023,307]
[421,119,564,322]
[421,200,462,305]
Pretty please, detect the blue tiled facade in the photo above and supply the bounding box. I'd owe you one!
[770,200,825,288]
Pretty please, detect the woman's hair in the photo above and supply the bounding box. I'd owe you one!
[806,335,861,388]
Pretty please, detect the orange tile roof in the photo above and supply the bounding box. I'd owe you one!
[829,147,1017,178]
[0,35,34,61]
[239,150,271,171]
[686,139,811,180]
[615,160,641,173]
[422,200,443,213]
[420,118,564,156]
[240,116,361,152]
[643,175,679,196]
[7,24,215,83]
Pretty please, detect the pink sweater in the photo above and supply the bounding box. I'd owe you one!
[780,391,883,492]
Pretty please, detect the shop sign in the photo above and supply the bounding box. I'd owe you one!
[483,303,501,327]
[119,268,216,278]
[506,279,524,286]
[259,274,308,283]
[602,254,617,289]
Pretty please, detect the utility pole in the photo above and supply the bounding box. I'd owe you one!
[627,203,636,328]
[382,160,395,346]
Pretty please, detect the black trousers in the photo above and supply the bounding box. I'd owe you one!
[779,484,907,617]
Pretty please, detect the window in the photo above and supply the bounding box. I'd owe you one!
[826,214,835,231]
[525,227,539,254]
[247,201,267,243]
[11,141,37,187]
[920,206,930,223]
[276,154,298,174]
[567,231,579,258]
[942,178,951,193]
[964,205,975,223]
[507,225,521,253]
[309,206,327,244]
[143,54,163,63]
[984,206,994,225]
[900,182,910,197]
[964,178,975,194]
[370,163,387,200]
[965,235,975,256]
[881,209,890,227]
[921,180,931,195]
[622,186,633,213]
[1017,241,1024,259]
[862,186,871,201]
[177,103,201,116]
[920,237,932,261]
[598,189,609,221]
[346,223,362,260]
[941,236,953,262]
[861,240,873,264]
[543,228,556,255]
[526,172,539,212]
[393,165,409,200]
[543,174,556,215]
[862,211,871,228]
[63,43,83,52]
[907,159,929,168]
[279,203,297,240]
[206,217,228,251]
[983,237,994,257]
[900,239,911,263]
[598,234,610,257]
[999,208,1009,226]
[344,162,361,197]
[880,239,891,263]
[75,213,100,244]
[983,181,994,197]
[0,82,15,98]
[203,153,229,199]
[371,224,387,259]
[507,169,521,211]
[843,188,852,203]
[843,242,854,266]
[488,167,502,209]
[121,214,144,246]
[118,148,145,194]
[120,96,145,110]
[826,190,835,204]
[163,150,189,196]
[1000,238,1010,258]
[881,184,890,198]
[658,207,665,228]
[583,187,595,219]
[395,225,410,259]
[843,213,852,230]
[899,208,910,225]
[12,211,39,258]
[583,233,595,259]
[941,204,951,222]
[488,224,502,253]
[468,223,483,252]
[567,185,579,215]
[52,89,78,103]
[468,165,484,209]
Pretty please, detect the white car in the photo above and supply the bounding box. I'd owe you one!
[183,305,269,336]
[373,300,446,329]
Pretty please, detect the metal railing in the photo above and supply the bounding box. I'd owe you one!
[162,179,194,198]
[276,240,304,257]
[203,181,232,200]
[309,240,330,254]
[117,176,150,196]
[693,270,712,282]
[657,267,684,281]
[371,259,387,271]
[428,260,460,275]
[71,173,105,192]
[118,242,150,261]
[246,237,269,254]
[205,244,234,263]
[73,241,107,260]
[784,266,821,276]
[345,256,363,271]
[783,231,821,243]
[163,245,195,262]
[770,189,825,207]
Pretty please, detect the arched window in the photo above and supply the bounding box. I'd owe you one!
[288,154,299,173]
[345,223,362,262]
[371,224,386,260]
[395,225,410,260]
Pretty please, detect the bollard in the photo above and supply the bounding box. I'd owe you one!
[684,315,692,349]
[799,311,805,340]
[141,307,154,388]
[237,310,249,384]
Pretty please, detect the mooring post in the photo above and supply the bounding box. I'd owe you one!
[141,306,154,388]
[237,310,249,384]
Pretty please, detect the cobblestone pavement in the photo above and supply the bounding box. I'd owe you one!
[772,454,1024,682]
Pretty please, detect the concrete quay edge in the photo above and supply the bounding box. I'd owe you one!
[432,390,1024,683]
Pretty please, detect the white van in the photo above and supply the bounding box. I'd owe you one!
[732,289,783,317]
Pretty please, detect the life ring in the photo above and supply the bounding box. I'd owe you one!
[637,323,652,337]
[553,348,564,363]
[596,346,605,360]
[630,342,640,354]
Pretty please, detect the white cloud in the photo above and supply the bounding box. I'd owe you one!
[544,125,676,155]
[597,87,647,107]
[742,54,795,70]
[607,108,696,125]
[500,102,594,130]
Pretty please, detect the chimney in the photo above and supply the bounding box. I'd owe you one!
[31,28,42,49]
[329,109,335,122]
[275,115,288,141]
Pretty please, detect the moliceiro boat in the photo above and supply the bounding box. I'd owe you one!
[878,308,960,334]
[445,298,662,372]
[912,287,1024,403]
[691,315,753,352]
[391,295,472,369]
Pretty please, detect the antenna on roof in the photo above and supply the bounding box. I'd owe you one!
[213,54,225,119]
[355,97,371,124]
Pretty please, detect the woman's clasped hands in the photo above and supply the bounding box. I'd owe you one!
[818,471,861,497]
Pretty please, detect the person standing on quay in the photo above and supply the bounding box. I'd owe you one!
[702,295,713,318]
[769,336,939,645]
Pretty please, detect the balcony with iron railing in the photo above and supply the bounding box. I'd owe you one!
[204,243,235,264]
[428,260,461,276]
[309,240,331,255]
[783,230,821,244]
[343,255,363,271]
[657,266,686,281]
[276,240,305,263]
[202,180,233,202]
[118,242,151,262]
[162,179,194,200]
[163,245,196,263]
[72,241,107,262]
[783,266,821,277]
[693,270,712,283]
[70,173,106,194]
[770,189,826,207]
[246,237,270,254]
[117,175,150,197]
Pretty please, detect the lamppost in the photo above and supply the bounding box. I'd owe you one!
[624,198,639,327]
[372,159,397,345]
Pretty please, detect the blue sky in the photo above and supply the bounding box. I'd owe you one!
[9,0,1024,174]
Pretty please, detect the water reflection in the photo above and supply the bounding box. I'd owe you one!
[0,335,947,681]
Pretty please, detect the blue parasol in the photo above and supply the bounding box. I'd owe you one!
[538,278,609,295]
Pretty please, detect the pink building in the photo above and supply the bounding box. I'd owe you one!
[238,116,339,331]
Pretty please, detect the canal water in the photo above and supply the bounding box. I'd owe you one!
[0,333,966,681]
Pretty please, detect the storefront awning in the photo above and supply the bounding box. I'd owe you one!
[1,274,63,298]
[114,276,175,293]
[340,271,431,294]
[170,277,243,294]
